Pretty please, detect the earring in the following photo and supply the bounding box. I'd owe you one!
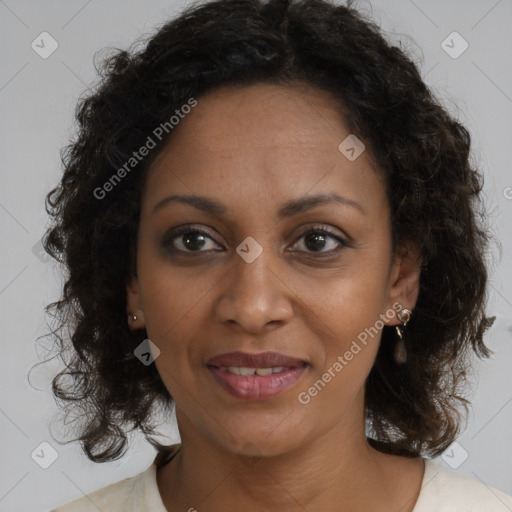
[394,307,412,364]
[128,313,137,322]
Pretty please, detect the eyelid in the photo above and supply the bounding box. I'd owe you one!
[161,224,222,249]
[291,223,348,242]
[162,223,351,255]
[288,224,351,253]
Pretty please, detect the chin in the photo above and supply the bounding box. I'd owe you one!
[215,423,309,459]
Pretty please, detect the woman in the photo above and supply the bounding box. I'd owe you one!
[44,0,512,510]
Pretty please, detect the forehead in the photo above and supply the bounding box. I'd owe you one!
[144,82,386,217]
[154,82,356,156]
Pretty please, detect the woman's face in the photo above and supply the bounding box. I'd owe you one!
[127,82,421,456]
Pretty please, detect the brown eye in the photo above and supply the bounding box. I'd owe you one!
[161,224,350,257]
[162,227,222,253]
[291,227,349,255]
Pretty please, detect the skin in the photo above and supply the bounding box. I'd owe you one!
[126,82,425,512]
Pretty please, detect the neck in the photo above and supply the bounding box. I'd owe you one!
[156,397,424,511]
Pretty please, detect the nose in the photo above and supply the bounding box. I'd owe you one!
[214,246,294,334]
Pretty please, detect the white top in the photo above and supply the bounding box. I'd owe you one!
[51,450,512,511]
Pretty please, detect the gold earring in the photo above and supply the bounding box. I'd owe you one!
[394,308,412,364]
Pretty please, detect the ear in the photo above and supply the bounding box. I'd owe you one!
[126,275,145,332]
[383,240,422,327]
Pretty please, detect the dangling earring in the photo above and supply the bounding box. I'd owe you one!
[394,308,412,364]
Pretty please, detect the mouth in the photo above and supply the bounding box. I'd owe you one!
[206,351,310,400]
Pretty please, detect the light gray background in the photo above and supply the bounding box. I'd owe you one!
[0,0,511,511]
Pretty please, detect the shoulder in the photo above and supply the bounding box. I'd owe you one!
[50,463,165,512]
[414,459,512,511]
[51,444,180,512]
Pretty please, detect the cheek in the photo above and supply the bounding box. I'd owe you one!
[138,251,208,340]
[296,289,385,415]
[294,254,390,392]
[310,298,383,395]
[297,256,390,343]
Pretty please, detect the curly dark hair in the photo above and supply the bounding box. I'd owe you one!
[36,0,496,463]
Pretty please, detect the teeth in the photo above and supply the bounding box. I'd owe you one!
[219,366,287,376]
[255,367,273,376]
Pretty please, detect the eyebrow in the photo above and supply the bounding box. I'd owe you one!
[152,192,365,218]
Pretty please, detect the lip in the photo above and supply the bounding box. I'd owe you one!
[206,351,309,401]
[207,366,308,400]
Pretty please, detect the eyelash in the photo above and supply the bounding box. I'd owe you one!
[162,224,350,257]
